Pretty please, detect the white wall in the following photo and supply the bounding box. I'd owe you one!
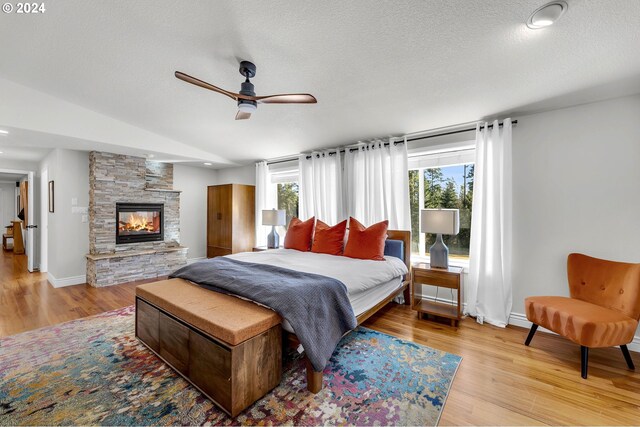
[511,94,640,343]
[175,163,256,260]
[216,164,255,185]
[0,183,16,229]
[39,149,90,284]
[173,164,218,260]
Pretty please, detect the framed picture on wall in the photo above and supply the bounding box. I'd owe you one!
[48,180,55,213]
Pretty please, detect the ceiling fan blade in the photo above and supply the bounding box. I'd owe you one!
[235,110,252,120]
[175,71,239,101]
[252,93,317,104]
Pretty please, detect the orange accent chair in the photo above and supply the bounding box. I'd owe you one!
[525,253,640,378]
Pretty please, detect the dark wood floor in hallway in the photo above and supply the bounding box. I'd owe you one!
[1,248,638,425]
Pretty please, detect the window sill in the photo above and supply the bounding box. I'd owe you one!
[410,254,470,273]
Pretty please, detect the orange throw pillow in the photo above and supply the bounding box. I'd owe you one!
[343,218,388,261]
[311,219,347,255]
[283,217,315,252]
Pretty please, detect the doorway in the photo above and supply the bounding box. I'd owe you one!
[0,169,36,273]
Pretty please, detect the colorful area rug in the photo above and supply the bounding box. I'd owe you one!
[0,306,461,426]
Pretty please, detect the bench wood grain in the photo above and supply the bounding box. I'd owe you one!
[135,297,281,417]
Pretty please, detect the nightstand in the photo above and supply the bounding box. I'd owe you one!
[411,262,464,326]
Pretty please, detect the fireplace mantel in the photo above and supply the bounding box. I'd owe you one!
[144,187,182,193]
[86,246,188,261]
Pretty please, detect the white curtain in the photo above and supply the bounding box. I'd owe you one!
[343,139,410,230]
[255,161,277,247]
[298,149,344,224]
[466,119,513,327]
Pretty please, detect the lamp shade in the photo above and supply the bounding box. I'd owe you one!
[420,209,460,235]
[262,209,286,226]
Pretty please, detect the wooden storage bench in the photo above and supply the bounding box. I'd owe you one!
[135,278,282,417]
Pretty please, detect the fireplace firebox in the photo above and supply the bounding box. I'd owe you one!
[116,203,164,244]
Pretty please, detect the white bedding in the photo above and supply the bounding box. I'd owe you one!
[227,248,408,297]
[226,249,407,334]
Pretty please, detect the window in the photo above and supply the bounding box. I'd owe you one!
[407,137,475,261]
[409,164,473,259]
[269,159,300,234]
[276,182,299,230]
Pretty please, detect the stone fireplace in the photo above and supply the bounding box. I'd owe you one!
[86,152,187,287]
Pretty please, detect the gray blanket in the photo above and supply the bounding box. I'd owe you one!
[170,257,357,371]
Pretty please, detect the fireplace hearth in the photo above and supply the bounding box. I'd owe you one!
[116,203,164,244]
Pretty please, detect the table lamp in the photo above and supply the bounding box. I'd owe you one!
[420,208,460,269]
[262,209,286,249]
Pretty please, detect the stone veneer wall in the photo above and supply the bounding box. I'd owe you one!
[145,161,173,191]
[87,151,187,287]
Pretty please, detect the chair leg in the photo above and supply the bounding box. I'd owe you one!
[524,324,538,346]
[581,346,589,379]
[620,345,635,370]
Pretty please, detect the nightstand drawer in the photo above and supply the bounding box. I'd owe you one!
[413,269,460,288]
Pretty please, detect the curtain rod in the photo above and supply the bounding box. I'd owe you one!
[266,158,301,166]
[303,140,405,160]
[265,119,517,165]
[401,119,518,143]
[266,141,404,165]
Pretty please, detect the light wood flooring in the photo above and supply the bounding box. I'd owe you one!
[0,250,138,337]
[1,249,638,425]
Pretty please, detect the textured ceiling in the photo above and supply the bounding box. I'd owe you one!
[0,0,639,164]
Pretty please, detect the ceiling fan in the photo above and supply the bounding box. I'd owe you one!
[175,61,317,120]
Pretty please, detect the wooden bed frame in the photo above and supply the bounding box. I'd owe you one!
[292,229,412,393]
[137,230,412,398]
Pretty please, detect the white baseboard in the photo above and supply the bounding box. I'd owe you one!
[417,291,640,353]
[187,257,205,265]
[509,311,640,353]
[508,311,555,333]
[47,273,87,288]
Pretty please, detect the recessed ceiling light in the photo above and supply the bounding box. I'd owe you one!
[0,151,3,154]
[147,154,155,158]
[527,1,567,29]
[0,129,8,135]
[204,162,212,166]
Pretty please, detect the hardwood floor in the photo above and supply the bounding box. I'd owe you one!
[0,250,138,337]
[366,305,640,426]
[1,248,638,425]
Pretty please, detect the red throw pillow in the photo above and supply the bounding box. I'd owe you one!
[343,218,388,261]
[311,219,347,255]
[283,217,315,252]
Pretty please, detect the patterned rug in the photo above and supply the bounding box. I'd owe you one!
[0,306,461,426]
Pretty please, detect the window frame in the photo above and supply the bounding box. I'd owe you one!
[408,143,475,271]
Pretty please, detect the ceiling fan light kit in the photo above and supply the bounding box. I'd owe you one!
[238,102,257,113]
[175,60,317,120]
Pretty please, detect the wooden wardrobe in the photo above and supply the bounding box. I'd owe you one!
[207,184,255,258]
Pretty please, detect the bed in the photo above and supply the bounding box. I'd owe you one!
[170,229,411,393]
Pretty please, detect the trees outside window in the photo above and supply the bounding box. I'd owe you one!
[277,182,299,229]
[409,164,474,259]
